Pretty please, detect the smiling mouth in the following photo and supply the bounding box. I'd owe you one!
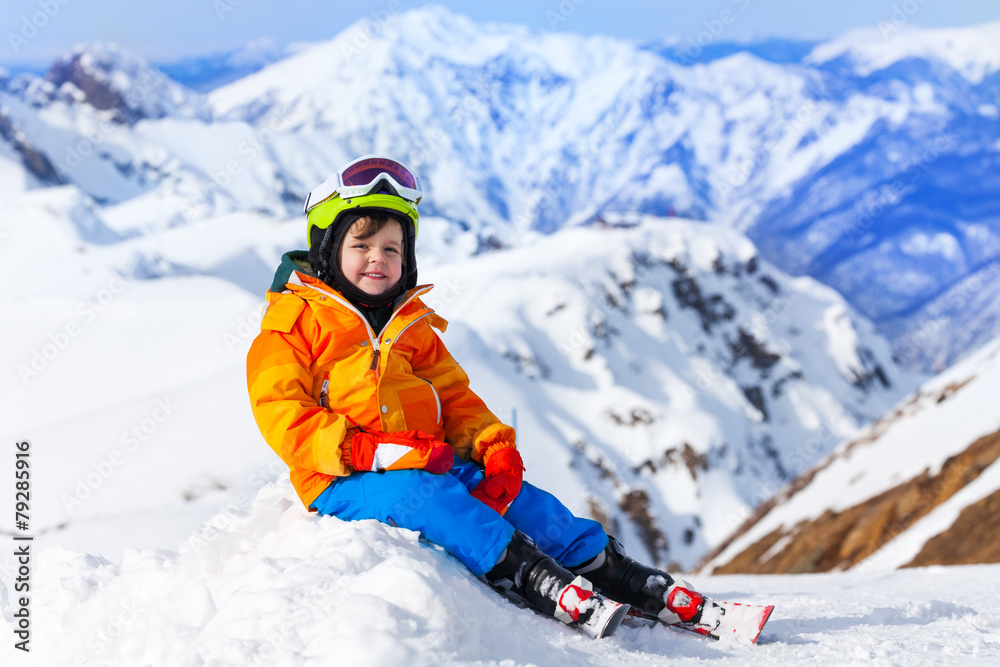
[361,273,387,279]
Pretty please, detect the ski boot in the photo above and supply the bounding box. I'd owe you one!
[484,531,630,639]
[571,535,724,634]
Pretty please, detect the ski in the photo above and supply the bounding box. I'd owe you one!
[627,600,774,644]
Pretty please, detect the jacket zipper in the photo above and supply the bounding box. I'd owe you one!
[300,280,433,379]
[393,311,433,344]
[380,288,434,336]
[320,379,330,409]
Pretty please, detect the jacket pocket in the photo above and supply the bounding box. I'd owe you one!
[419,377,442,425]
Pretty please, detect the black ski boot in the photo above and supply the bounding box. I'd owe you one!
[571,536,724,633]
[484,531,629,639]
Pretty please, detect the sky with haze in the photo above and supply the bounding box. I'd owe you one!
[2,0,998,68]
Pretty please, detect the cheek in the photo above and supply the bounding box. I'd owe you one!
[338,250,360,273]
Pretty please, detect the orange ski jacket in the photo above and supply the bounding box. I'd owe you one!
[247,252,515,508]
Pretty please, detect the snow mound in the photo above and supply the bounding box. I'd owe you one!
[14,478,741,665]
[27,479,485,665]
[7,477,1000,665]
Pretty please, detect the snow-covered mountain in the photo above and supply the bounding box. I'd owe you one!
[208,10,1000,372]
[700,333,1000,575]
[806,22,1000,83]
[45,43,210,125]
[2,9,997,371]
[754,23,1000,374]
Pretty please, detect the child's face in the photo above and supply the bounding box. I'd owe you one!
[337,219,404,296]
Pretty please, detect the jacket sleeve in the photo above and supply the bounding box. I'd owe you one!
[246,293,353,477]
[409,322,516,464]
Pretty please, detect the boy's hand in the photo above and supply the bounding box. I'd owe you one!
[471,445,524,515]
[345,428,454,474]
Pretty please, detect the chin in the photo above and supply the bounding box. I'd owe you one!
[357,278,395,296]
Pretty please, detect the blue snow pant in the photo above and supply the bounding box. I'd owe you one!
[310,459,609,577]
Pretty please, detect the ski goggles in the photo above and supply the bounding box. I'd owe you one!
[303,155,422,213]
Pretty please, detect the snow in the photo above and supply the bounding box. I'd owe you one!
[806,22,1000,84]
[900,231,963,262]
[4,477,999,666]
[820,304,864,385]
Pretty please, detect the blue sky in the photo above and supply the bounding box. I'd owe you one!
[3,0,998,67]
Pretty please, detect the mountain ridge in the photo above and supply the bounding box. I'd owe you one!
[699,333,1000,574]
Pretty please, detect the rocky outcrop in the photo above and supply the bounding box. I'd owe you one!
[619,488,669,565]
[710,425,1000,574]
[904,487,1000,567]
[0,108,61,184]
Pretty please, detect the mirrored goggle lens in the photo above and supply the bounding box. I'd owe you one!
[341,157,418,190]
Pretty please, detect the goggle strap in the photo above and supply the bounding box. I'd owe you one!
[304,171,344,213]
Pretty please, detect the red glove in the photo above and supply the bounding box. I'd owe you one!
[471,445,524,515]
[344,427,454,474]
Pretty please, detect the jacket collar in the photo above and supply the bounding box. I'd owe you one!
[273,251,434,319]
[270,250,313,292]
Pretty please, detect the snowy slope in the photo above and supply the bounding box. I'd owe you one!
[3,477,998,666]
[702,333,1000,574]
[0,190,287,559]
[2,8,997,369]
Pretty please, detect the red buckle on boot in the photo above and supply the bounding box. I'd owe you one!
[665,586,703,623]
[557,581,596,622]
[555,576,594,624]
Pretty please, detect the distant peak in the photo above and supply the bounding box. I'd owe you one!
[806,21,1000,83]
[45,41,208,123]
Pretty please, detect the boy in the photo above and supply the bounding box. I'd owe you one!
[247,155,723,639]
